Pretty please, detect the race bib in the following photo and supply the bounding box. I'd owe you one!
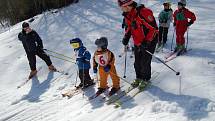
[95,53,109,66]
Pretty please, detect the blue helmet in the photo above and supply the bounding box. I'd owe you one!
[70,38,83,46]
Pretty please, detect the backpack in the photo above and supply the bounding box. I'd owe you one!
[136,4,158,30]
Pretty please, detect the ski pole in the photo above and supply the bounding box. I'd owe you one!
[47,54,76,63]
[109,71,131,85]
[43,49,75,60]
[123,46,127,78]
[186,28,189,50]
[74,69,79,87]
[171,28,176,51]
[145,50,180,75]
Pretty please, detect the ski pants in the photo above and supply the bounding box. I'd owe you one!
[26,49,52,71]
[134,35,157,80]
[159,26,169,44]
[98,65,120,89]
[176,27,187,46]
[79,69,92,85]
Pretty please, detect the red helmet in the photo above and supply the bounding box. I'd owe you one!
[118,0,133,7]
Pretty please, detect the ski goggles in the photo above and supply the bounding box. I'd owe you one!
[70,42,80,49]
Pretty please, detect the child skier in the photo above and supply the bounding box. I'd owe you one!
[70,38,94,89]
[93,37,120,96]
[173,0,196,54]
[157,1,173,47]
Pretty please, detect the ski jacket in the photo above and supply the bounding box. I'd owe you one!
[173,7,196,30]
[74,46,91,70]
[122,5,158,46]
[93,49,115,69]
[18,29,43,53]
[159,8,173,28]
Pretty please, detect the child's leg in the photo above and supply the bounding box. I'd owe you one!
[109,65,120,89]
[99,67,108,89]
[83,69,93,84]
[176,27,187,47]
[158,26,164,44]
[163,27,169,44]
[78,69,84,84]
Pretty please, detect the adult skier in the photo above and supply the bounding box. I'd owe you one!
[118,0,158,89]
[18,22,57,79]
[173,0,196,54]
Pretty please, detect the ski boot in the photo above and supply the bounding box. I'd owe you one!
[83,80,95,89]
[75,83,83,89]
[28,70,37,79]
[96,88,107,95]
[48,64,57,72]
[131,78,142,88]
[138,80,151,91]
[109,87,120,96]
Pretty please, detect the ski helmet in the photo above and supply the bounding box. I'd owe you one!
[22,22,29,28]
[178,0,186,6]
[95,37,108,49]
[70,38,83,48]
[118,0,133,7]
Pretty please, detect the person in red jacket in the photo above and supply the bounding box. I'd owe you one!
[173,0,196,53]
[118,0,158,89]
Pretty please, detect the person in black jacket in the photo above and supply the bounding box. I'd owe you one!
[18,22,57,79]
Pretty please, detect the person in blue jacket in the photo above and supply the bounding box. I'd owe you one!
[70,38,94,89]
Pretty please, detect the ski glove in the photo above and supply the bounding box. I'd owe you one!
[187,21,194,27]
[93,68,97,73]
[159,19,167,23]
[173,22,176,27]
[104,65,111,72]
[76,58,88,63]
[37,45,43,50]
[122,36,129,46]
[141,41,151,50]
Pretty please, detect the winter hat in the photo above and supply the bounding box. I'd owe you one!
[163,0,171,6]
[118,0,133,7]
[178,0,186,6]
[22,22,29,28]
[70,38,83,46]
[95,37,108,49]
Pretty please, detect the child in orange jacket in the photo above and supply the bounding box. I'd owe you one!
[93,37,120,96]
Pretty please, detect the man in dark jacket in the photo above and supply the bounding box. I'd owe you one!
[18,22,57,79]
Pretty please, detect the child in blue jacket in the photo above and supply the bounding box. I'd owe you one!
[70,38,94,89]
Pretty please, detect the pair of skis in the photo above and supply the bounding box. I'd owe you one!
[87,71,160,108]
[164,49,191,63]
[110,72,160,108]
[62,83,96,98]
[17,68,68,89]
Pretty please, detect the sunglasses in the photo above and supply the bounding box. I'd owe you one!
[70,42,80,49]
[23,27,30,30]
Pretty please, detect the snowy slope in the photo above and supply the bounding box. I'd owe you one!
[0,0,215,121]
